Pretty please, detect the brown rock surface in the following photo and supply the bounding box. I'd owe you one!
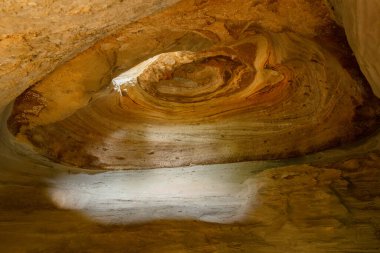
[0,0,180,110]
[0,0,380,252]
[6,0,380,169]
[0,129,380,252]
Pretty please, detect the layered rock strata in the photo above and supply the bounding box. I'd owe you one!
[7,0,380,169]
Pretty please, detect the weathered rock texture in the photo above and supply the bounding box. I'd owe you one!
[328,0,380,97]
[1,0,380,252]
[0,0,180,109]
[7,0,380,169]
[1,130,380,252]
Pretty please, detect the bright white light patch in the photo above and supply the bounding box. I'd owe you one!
[111,51,195,95]
[48,165,257,224]
[112,55,160,93]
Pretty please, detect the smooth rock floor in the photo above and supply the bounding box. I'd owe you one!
[1,107,380,253]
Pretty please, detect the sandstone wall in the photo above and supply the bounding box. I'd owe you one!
[0,0,179,109]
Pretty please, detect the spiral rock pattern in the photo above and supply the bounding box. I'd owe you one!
[7,31,379,169]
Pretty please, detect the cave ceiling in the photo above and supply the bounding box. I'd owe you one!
[5,0,380,169]
[1,1,380,252]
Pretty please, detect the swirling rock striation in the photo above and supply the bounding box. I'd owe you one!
[7,2,380,169]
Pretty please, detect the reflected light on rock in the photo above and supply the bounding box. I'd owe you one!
[48,166,257,224]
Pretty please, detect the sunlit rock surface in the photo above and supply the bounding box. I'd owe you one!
[6,0,380,169]
[0,0,181,109]
[1,0,380,252]
[1,110,380,251]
